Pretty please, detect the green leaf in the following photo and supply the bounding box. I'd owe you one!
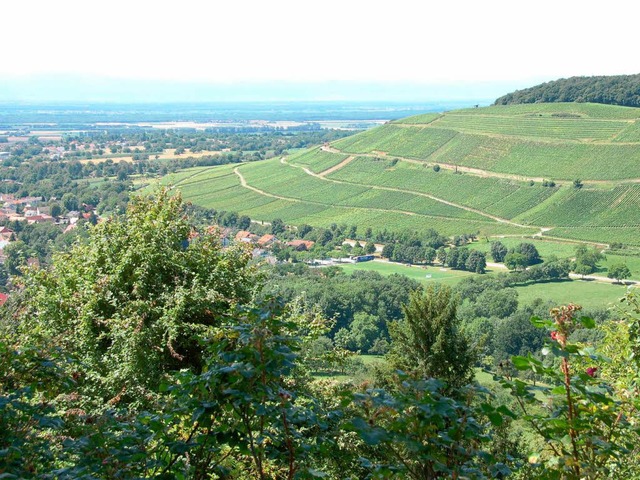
[512,356,531,370]
[579,316,596,329]
[531,316,552,328]
[497,405,517,418]
[488,411,503,427]
[347,417,389,445]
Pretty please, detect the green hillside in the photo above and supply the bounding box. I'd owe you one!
[157,102,640,246]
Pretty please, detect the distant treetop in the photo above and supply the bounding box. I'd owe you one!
[495,73,640,108]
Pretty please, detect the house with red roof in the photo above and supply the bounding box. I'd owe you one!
[235,230,258,243]
[287,240,315,251]
[257,234,277,247]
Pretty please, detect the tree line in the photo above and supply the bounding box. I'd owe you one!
[494,73,640,108]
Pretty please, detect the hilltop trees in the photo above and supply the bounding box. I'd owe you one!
[494,73,640,108]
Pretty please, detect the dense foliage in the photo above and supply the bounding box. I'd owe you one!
[5,190,256,406]
[494,73,640,108]
[2,191,640,478]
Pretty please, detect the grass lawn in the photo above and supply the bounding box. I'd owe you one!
[471,237,586,260]
[599,253,640,281]
[336,259,634,310]
[514,279,633,310]
[337,259,479,286]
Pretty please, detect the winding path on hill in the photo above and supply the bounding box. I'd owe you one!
[321,145,640,185]
[233,167,486,222]
[320,145,550,183]
[317,155,356,177]
[234,167,301,202]
[280,157,535,230]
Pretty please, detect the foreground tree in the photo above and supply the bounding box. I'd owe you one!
[7,189,256,405]
[388,284,474,390]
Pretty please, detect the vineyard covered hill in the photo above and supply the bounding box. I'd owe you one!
[157,103,640,245]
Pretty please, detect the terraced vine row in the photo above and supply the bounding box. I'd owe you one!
[429,114,630,141]
[148,102,640,246]
[518,185,640,228]
[326,156,558,220]
[239,158,486,221]
[332,124,457,158]
[447,103,640,119]
[287,148,349,173]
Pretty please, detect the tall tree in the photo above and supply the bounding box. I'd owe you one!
[490,241,508,263]
[388,284,474,390]
[608,263,631,283]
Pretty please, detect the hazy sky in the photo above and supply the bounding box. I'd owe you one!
[4,0,640,101]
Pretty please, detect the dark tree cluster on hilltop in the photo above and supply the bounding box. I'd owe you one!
[494,73,640,108]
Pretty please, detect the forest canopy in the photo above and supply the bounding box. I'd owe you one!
[494,73,640,108]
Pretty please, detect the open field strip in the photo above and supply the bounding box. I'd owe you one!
[336,259,635,308]
[513,280,631,310]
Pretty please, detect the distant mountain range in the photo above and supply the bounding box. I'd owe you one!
[495,73,640,108]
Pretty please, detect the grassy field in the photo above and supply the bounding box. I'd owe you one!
[599,252,640,279]
[513,280,632,310]
[334,259,637,309]
[470,237,587,260]
[336,260,477,286]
